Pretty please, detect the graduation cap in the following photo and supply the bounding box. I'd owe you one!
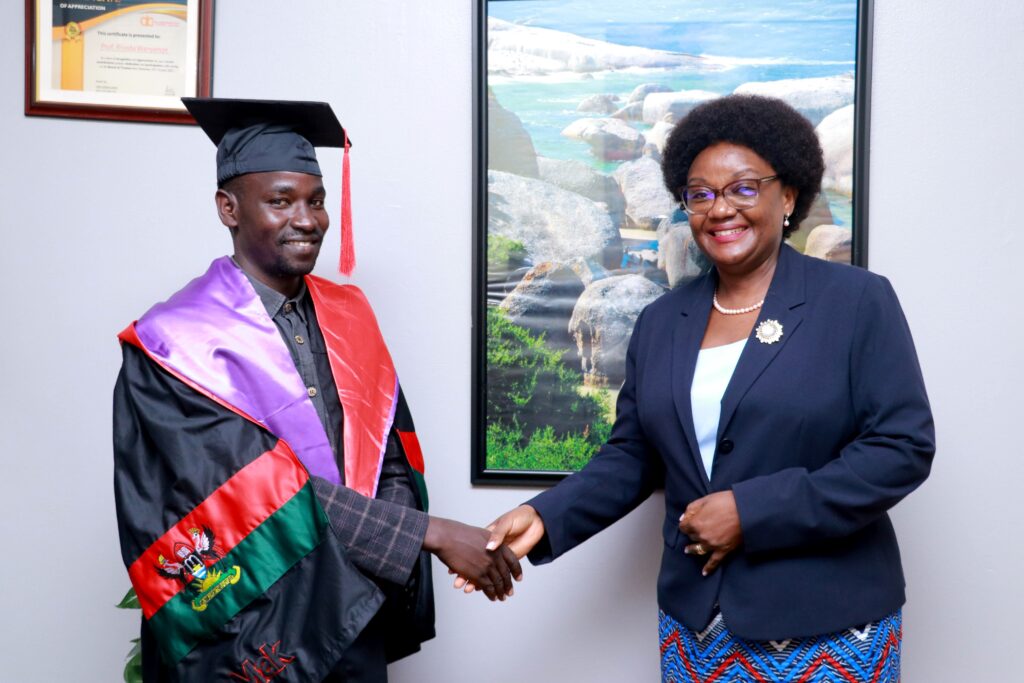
[182,97,357,276]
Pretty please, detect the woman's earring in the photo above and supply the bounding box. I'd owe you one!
[783,214,790,228]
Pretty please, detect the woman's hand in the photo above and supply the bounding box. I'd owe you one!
[485,505,546,557]
[452,505,546,594]
[678,491,743,576]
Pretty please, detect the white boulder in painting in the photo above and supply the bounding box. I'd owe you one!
[642,90,720,125]
[804,225,853,263]
[645,120,676,155]
[577,94,621,114]
[570,275,665,387]
[628,83,673,104]
[613,157,677,230]
[733,75,854,126]
[537,157,626,228]
[488,171,621,267]
[816,104,855,196]
[562,118,646,161]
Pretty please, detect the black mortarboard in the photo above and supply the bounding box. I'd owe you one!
[182,97,357,275]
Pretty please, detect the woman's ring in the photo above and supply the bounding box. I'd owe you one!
[691,543,707,556]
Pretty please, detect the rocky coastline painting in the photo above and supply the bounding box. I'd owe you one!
[477,0,867,481]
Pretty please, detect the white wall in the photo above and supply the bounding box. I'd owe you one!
[868,1,1024,679]
[0,1,1019,681]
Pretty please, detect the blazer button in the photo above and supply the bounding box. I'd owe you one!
[719,439,734,454]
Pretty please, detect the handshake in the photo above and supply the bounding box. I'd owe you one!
[423,504,546,602]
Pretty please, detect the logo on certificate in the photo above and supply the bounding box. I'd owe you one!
[64,22,82,42]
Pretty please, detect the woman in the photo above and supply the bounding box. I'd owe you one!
[481,95,934,681]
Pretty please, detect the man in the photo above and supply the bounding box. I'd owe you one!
[113,98,518,682]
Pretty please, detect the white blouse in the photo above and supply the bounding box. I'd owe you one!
[690,338,746,479]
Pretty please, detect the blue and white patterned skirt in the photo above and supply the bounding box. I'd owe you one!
[659,608,901,682]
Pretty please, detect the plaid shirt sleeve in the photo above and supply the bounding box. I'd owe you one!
[311,430,428,585]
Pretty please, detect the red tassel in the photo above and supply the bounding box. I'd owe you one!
[339,133,355,276]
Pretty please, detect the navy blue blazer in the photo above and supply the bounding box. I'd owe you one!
[528,244,934,641]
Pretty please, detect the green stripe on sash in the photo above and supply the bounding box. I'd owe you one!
[410,469,429,513]
[149,482,327,663]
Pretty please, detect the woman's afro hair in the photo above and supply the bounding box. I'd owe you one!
[661,94,825,237]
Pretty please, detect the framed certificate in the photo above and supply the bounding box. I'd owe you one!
[25,0,214,123]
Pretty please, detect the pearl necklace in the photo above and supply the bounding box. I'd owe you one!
[713,290,764,315]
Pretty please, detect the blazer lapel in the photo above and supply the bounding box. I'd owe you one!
[717,245,807,443]
[671,273,716,491]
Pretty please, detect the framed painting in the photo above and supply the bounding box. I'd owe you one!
[473,0,873,484]
[25,0,214,124]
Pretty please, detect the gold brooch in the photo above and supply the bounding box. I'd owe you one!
[755,319,783,344]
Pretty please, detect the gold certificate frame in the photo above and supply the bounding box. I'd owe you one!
[25,0,213,124]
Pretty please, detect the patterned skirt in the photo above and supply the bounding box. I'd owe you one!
[659,608,901,682]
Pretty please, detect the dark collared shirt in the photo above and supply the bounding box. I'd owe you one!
[246,275,345,467]
[238,264,427,585]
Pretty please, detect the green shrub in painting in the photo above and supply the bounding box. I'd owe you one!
[487,234,528,273]
[486,422,611,472]
[486,308,611,471]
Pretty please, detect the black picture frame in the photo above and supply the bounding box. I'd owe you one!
[473,0,873,485]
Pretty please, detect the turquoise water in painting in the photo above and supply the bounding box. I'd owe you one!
[488,0,859,226]
[489,0,857,60]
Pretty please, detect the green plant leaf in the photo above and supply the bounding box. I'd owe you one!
[123,640,142,683]
[116,587,140,610]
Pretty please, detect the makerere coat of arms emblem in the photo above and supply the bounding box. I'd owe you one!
[157,526,242,612]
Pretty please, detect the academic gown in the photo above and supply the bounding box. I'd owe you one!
[113,259,433,681]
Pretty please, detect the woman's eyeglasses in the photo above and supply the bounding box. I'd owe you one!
[679,175,779,215]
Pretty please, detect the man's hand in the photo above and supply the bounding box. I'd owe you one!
[453,505,546,594]
[678,491,743,576]
[423,516,521,601]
